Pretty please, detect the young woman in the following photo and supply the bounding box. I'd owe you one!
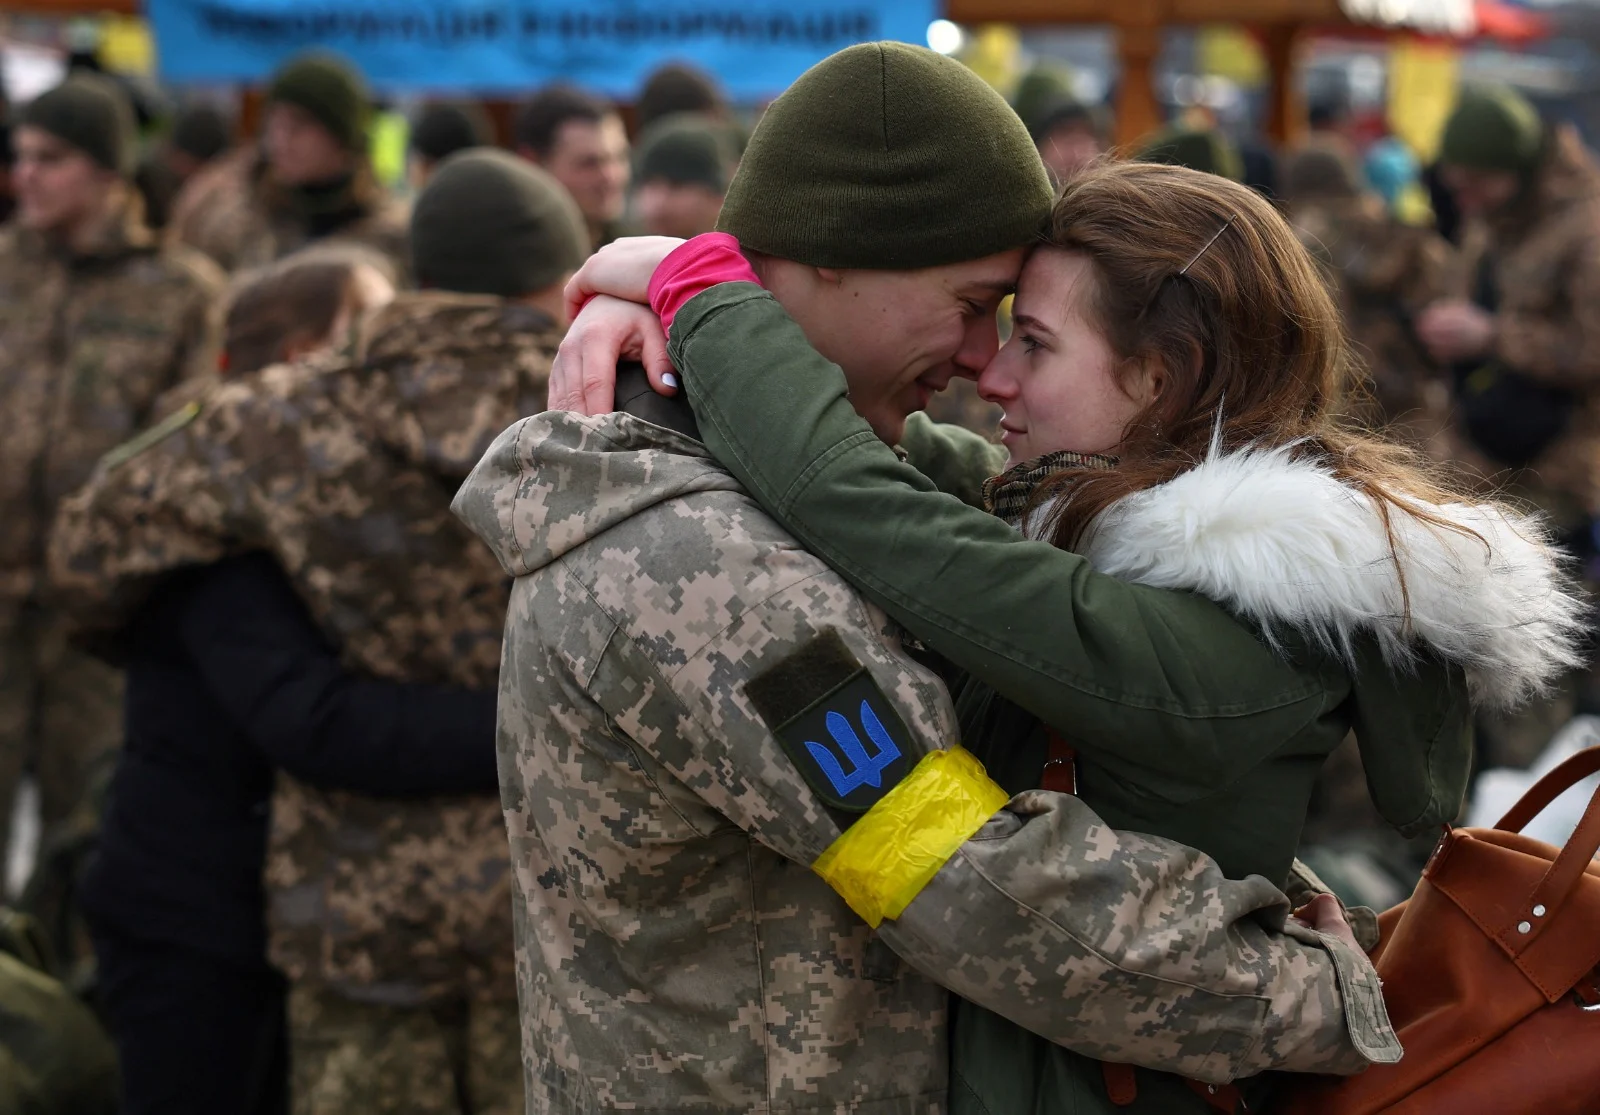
[562,161,1584,1113]
[221,247,394,375]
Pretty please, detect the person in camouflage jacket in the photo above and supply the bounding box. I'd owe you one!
[166,52,409,281]
[1281,137,1454,442]
[0,74,222,876]
[454,44,1400,1114]
[48,151,589,1115]
[1420,85,1600,765]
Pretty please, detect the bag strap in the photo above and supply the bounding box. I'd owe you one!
[1489,746,1600,957]
[1496,745,1600,833]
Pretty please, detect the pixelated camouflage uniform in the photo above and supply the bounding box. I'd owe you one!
[167,146,410,281]
[0,196,222,875]
[452,398,1400,1110]
[49,292,561,1114]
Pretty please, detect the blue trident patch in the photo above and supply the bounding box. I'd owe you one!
[806,700,904,799]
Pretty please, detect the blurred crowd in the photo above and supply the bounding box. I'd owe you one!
[1,36,1598,1115]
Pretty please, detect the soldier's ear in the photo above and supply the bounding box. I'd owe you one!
[814,266,843,286]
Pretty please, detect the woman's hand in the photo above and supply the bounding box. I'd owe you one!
[563,235,686,323]
[548,295,678,415]
[1416,299,1497,364]
[1292,893,1362,954]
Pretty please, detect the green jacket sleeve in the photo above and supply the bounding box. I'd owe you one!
[896,412,1005,509]
[669,284,1330,804]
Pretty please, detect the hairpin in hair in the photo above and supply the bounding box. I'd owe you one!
[1179,213,1238,276]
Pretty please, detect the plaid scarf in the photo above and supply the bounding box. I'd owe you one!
[981,449,1119,526]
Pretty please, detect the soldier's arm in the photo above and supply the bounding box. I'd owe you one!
[47,388,242,643]
[599,581,1397,1085]
[1495,227,1600,388]
[668,285,1330,805]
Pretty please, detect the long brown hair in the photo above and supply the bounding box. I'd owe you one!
[223,248,387,375]
[1033,161,1478,606]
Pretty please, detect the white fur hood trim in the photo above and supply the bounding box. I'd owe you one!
[1056,445,1587,711]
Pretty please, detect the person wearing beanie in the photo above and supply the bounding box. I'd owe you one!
[48,133,594,1115]
[1419,84,1600,760]
[1009,59,1077,140]
[513,83,630,250]
[407,100,494,188]
[411,148,588,312]
[138,102,234,231]
[629,113,736,238]
[453,40,1387,1115]
[1280,136,1452,440]
[1134,123,1244,181]
[0,73,224,900]
[636,61,728,132]
[166,50,410,279]
[1030,96,1107,184]
[169,102,232,178]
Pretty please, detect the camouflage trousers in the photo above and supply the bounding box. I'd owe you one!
[0,606,123,881]
[289,986,522,1115]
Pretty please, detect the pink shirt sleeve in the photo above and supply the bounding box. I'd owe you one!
[648,233,762,335]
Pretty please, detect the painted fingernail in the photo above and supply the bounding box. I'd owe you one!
[661,373,680,389]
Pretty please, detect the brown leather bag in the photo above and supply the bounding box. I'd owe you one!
[1287,745,1600,1114]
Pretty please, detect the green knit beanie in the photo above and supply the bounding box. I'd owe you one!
[410,148,588,297]
[1011,61,1077,138]
[410,101,494,164]
[1135,125,1244,183]
[267,51,370,152]
[717,42,1053,270]
[1439,85,1543,174]
[635,114,735,192]
[20,74,136,177]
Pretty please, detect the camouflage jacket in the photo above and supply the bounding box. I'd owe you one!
[1289,195,1453,438]
[453,410,1398,1114]
[49,292,562,1004]
[167,146,411,281]
[1434,127,1600,518]
[0,200,222,619]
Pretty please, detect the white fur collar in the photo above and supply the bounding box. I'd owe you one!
[1041,445,1587,711]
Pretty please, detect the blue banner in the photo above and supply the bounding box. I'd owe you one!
[146,0,938,98]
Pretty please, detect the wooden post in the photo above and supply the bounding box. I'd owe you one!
[1260,21,1306,147]
[1114,2,1167,150]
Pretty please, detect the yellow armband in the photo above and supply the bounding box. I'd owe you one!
[813,746,1008,928]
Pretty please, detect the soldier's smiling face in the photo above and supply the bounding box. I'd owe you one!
[12,126,118,238]
[758,248,1024,445]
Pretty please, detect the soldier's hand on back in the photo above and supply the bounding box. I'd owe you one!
[549,295,677,415]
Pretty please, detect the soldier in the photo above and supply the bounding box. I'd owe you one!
[454,44,1397,1114]
[167,51,409,279]
[49,149,589,1115]
[1281,137,1453,442]
[630,114,736,239]
[1134,124,1244,181]
[0,74,222,878]
[408,101,494,190]
[513,85,630,251]
[1418,85,1600,765]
